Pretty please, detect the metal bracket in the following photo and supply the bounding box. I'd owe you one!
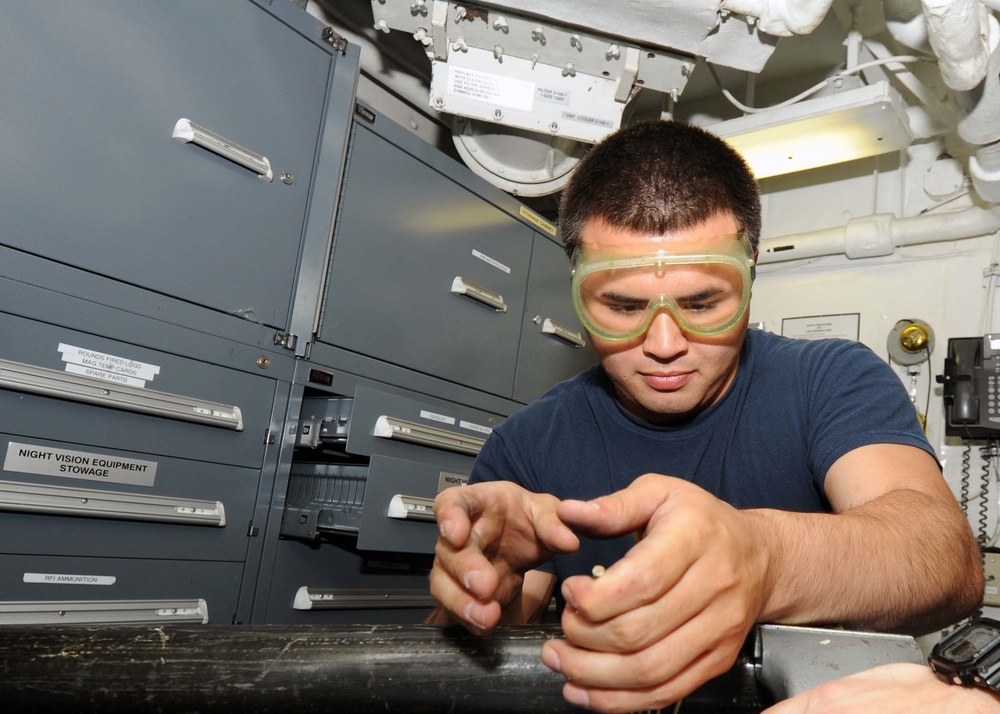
[321,27,349,55]
[273,330,298,351]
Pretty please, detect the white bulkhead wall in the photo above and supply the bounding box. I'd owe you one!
[749,138,1000,545]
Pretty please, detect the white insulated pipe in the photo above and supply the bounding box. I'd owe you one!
[757,206,1000,265]
[718,0,834,36]
[883,0,933,53]
[920,0,991,91]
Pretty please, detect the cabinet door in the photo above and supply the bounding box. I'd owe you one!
[0,1,333,327]
[320,125,532,398]
[514,235,596,403]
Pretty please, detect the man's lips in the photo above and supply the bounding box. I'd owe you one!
[641,371,693,390]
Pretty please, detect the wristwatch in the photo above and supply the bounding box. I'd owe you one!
[930,617,1000,692]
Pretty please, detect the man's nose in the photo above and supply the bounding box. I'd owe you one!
[642,310,689,359]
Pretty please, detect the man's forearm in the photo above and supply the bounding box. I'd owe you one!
[752,488,982,635]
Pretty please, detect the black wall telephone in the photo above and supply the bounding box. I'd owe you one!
[938,335,1000,437]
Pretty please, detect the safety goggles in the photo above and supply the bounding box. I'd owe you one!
[570,235,756,341]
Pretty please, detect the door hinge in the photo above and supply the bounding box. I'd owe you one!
[321,27,349,54]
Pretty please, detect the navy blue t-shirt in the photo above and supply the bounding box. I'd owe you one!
[471,329,936,592]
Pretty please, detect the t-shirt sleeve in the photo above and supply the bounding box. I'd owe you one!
[469,420,543,492]
[804,340,938,486]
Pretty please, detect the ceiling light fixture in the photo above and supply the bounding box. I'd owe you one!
[708,81,913,179]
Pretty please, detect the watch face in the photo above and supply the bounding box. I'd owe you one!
[942,624,1000,664]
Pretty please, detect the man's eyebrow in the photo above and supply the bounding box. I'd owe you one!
[599,291,647,304]
[677,286,728,302]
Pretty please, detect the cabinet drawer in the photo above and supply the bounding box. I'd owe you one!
[0,434,257,563]
[0,554,243,624]
[0,312,276,468]
[357,454,459,554]
[320,124,533,397]
[514,234,597,403]
[346,385,498,466]
[0,1,336,327]
[260,538,432,625]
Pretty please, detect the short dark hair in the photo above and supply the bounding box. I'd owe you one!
[559,120,762,257]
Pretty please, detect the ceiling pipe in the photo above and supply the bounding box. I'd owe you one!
[719,0,835,36]
[757,206,1000,264]
[921,0,991,91]
[883,0,934,53]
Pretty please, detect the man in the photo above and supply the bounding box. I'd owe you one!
[428,119,982,713]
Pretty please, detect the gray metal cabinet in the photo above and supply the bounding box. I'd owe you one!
[0,0,346,330]
[514,234,597,403]
[320,117,533,397]
[284,381,495,556]
[0,303,286,625]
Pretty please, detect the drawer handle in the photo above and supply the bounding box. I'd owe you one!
[386,493,436,522]
[541,318,586,348]
[450,276,508,313]
[293,586,437,611]
[0,357,244,431]
[172,118,274,182]
[0,599,209,625]
[373,415,485,456]
[0,480,226,527]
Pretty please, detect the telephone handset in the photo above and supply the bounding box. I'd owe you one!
[937,335,1000,437]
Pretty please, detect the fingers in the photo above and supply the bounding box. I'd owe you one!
[557,473,687,539]
[541,621,740,714]
[429,482,580,635]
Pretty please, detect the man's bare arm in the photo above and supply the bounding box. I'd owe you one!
[758,444,982,634]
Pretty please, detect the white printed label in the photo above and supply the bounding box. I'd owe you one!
[438,471,470,492]
[420,410,456,426]
[459,420,493,436]
[472,249,511,274]
[4,441,157,487]
[448,66,535,112]
[59,343,160,388]
[24,572,117,586]
[561,111,615,129]
[536,86,570,105]
[64,362,147,388]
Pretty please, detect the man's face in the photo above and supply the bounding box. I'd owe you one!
[579,213,751,424]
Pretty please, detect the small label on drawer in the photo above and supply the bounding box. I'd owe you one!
[420,410,455,426]
[24,572,116,586]
[4,441,157,487]
[472,249,511,275]
[459,420,493,436]
[438,471,469,492]
[58,343,161,387]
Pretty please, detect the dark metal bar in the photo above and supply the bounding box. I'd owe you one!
[0,624,767,713]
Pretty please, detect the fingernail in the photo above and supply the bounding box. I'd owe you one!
[541,643,561,674]
[563,684,590,708]
[463,570,478,592]
[564,499,599,511]
[561,583,578,611]
[463,602,486,630]
[439,520,452,541]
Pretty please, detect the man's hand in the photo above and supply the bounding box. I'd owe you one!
[762,662,1000,713]
[429,481,579,635]
[539,474,771,713]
